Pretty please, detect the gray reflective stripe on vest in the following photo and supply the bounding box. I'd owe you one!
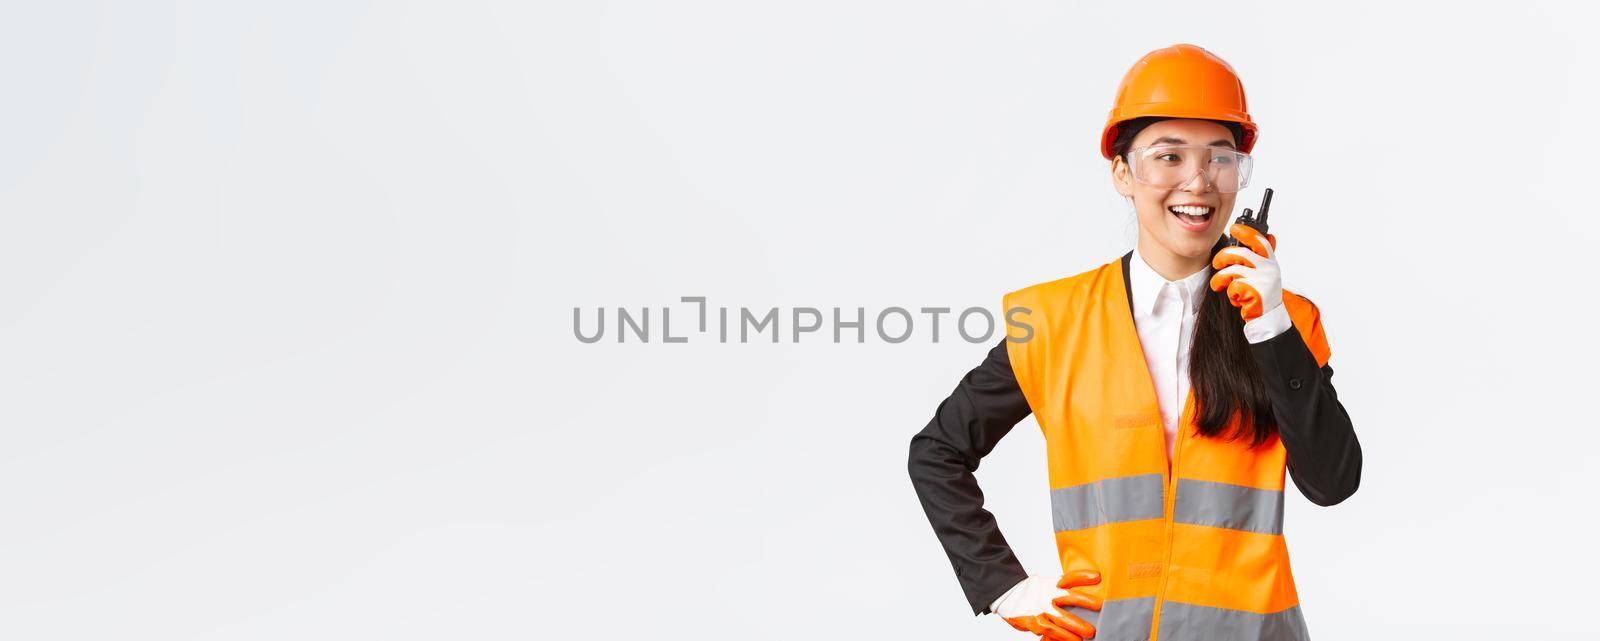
[1157,601,1309,641]
[1050,473,1165,532]
[1173,478,1284,535]
[1058,597,1154,641]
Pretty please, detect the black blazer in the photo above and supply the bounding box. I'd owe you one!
[906,251,1361,615]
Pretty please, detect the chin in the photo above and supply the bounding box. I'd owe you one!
[1171,236,1220,258]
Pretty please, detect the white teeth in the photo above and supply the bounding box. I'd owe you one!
[1168,205,1213,216]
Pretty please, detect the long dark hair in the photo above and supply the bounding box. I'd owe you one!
[1110,117,1277,448]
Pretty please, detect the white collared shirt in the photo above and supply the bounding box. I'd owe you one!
[1127,246,1292,461]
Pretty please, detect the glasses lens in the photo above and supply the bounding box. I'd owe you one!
[1131,145,1252,193]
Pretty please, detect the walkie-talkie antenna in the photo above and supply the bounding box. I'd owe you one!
[1255,188,1274,227]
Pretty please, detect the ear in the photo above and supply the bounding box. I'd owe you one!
[1111,156,1133,198]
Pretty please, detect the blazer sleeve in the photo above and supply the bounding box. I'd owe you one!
[907,338,1035,616]
[1248,306,1363,506]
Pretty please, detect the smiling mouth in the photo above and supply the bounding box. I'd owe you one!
[1167,205,1214,228]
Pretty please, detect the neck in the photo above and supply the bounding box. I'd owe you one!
[1136,237,1210,282]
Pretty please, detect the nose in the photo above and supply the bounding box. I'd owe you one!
[1178,166,1215,193]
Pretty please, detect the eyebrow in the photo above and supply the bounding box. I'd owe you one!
[1149,136,1236,149]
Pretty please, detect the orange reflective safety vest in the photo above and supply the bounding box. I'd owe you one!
[1003,255,1330,641]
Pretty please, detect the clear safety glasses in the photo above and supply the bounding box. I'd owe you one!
[1125,144,1254,193]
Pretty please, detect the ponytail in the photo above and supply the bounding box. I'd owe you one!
[1188,234,1277,447]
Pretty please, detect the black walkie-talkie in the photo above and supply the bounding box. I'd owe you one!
[1226,187,1273,248]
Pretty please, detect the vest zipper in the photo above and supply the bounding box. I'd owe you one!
[1148,393,1193,641]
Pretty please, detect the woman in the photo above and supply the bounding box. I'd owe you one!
[907,43,1360,641]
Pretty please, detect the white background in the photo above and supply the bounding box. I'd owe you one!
[2,1,1596,639]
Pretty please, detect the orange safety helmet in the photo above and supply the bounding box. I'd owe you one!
[1100,43,1258,160]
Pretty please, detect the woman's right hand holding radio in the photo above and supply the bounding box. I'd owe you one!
[1210,222,1281,323]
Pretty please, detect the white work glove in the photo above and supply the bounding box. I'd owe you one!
[1209,223,1291,343]
[989,571,1102,641]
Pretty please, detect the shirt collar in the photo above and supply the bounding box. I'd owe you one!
[1129,244,1211,316]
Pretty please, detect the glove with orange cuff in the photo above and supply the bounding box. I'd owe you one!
[990,570,1103,641]
[1209,223,1293,343]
